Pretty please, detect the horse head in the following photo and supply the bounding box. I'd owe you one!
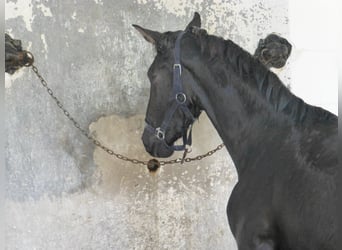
[133,13,204,157]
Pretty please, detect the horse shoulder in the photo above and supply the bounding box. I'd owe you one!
[227,170,277,249]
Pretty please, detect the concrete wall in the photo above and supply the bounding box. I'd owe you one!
[5,1,289,249]
[288,0,338,115]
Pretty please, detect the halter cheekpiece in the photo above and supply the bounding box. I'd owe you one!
[145,30,196,152]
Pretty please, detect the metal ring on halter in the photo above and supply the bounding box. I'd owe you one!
[175,92,186,104]
[155,127,165,140]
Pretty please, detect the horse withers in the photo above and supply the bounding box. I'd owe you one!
[133,13,338,250]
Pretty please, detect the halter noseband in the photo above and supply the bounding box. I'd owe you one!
[145,30,196,152]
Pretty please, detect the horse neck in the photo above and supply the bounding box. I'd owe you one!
[187,40,293,176]
[184,36,337,176]
[195,77,288,176]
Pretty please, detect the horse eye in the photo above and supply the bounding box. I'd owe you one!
[156,44,165,53]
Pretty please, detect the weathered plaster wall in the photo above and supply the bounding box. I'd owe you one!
[5,0,289,249]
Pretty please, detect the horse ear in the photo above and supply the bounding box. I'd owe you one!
[132,24,161,45]
[186,12,201,29]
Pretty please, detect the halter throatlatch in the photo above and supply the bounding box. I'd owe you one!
[145,31,196,154]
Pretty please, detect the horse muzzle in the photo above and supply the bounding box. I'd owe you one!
[141,128,174,158]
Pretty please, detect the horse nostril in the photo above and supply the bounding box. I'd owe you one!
[142,131,154,153]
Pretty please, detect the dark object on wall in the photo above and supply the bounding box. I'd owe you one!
[147,159,160,172]
[5,33,34,74]
[4,32,291,75]
[254,33,292,69]
[134,12,337,250]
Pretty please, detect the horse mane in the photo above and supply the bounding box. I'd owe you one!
[204,34,337,125]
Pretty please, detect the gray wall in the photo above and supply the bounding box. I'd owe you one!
[5,0,289,249]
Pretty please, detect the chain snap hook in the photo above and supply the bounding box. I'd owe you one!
[181,145,192,164]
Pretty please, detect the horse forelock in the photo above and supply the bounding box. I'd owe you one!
[198,34,337,125]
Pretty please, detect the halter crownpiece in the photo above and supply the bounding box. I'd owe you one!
[144,30,196,154]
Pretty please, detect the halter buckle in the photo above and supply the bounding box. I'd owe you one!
[173,64,182,75]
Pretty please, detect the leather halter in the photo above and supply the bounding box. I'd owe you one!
[144,31,196,152]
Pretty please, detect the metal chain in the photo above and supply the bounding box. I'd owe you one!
[31,64,225,166]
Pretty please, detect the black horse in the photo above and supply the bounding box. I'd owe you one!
[134,13,338,250]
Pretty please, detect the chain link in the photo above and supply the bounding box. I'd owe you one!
[31,64,225,166]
